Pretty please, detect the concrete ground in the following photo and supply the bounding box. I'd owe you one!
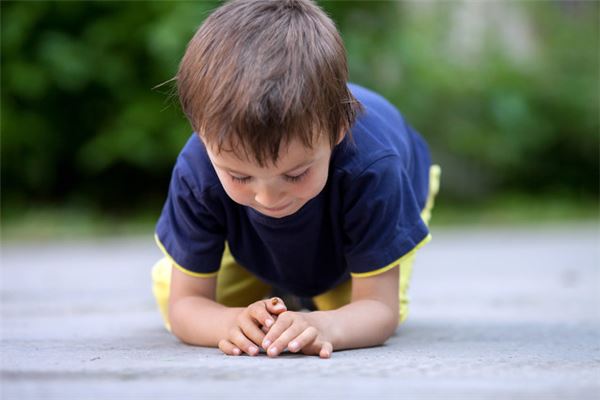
[1,224,599,399]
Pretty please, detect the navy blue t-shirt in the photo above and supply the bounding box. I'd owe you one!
[155,83,432,297]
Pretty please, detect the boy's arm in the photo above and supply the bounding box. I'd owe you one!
[167,265,236,346]
[168,265,285,355]
[311,265,400,350]
[262,265,399,356]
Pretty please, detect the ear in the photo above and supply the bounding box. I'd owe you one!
[196,129,207,145]
[336,129,346,145]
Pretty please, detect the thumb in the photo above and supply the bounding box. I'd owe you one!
[265,297,287,315]
[319,341,333,359]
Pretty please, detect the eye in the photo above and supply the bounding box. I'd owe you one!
[230,174,252,184]
[284,169,309,183]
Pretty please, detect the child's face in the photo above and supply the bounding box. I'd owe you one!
[205,136,334,218]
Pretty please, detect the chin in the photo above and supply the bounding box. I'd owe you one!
[258,207,293,218]
[257,202,304,218]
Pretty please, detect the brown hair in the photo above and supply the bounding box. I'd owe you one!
[176,0,362,166]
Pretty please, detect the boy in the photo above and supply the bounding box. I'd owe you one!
[152,0,440,359]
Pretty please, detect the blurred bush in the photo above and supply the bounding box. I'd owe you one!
[1,1,598,218]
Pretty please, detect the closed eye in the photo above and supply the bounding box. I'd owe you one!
[230,175,252,184]
[283,169,309,183]
[229,169,309,184]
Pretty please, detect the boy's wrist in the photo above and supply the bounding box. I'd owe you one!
[305,309,341,350]
[171,296,248,347]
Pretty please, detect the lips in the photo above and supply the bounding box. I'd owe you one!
[261,202,292,213]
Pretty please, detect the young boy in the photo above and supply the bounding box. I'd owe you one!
[152,0,440,359]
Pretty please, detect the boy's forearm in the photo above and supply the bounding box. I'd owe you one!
[169,297,398,351]
[308,300,399,350]
[169,296,243,347]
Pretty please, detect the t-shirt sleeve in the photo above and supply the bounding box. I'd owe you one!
[155,162,225,276]
[343,156,430,277]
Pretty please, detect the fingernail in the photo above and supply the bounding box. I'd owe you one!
[265,318,273,327]
[268,346,278,356]
[289,341,298,350]
[262,339,271,348]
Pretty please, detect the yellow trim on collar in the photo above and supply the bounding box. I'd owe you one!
[154,233,219,278]
[350,233,432,278]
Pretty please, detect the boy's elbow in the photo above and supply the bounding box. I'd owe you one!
[380,302,400,341]
[167,300,183,339]
[384,315,399,341]
[168,295,223,347]
[362,299,399,345]
[168,298,193,344]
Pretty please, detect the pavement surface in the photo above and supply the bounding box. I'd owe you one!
[1,224,599,399]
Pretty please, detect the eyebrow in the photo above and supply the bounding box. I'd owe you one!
[214,159,314,176]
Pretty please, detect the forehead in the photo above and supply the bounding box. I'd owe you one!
[207,136,330,172]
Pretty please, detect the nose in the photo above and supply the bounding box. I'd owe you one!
[254,183,285,208]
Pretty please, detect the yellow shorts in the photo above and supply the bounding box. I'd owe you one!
[152,165,441,330]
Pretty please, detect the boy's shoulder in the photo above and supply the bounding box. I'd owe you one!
[333,83,428,178]
[170,134,222,197]
[348,83,402,122]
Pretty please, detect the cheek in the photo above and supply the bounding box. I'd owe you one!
[225,184,254,205]
[217,176,253,205]
[293,171,328,200]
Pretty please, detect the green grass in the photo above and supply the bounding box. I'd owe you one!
[1,195,598,241]
[431,194,599,226]
[1,207,158,242]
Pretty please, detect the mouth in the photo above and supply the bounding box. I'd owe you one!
[260,202,293,213]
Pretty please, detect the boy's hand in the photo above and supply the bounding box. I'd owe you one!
[261,311,333,359]
[218,297,287,356]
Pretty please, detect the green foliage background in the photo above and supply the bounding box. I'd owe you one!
[2,1,598,225]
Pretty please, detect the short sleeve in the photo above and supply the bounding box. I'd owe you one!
[155,162,225,276]
[343,156,430,277]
